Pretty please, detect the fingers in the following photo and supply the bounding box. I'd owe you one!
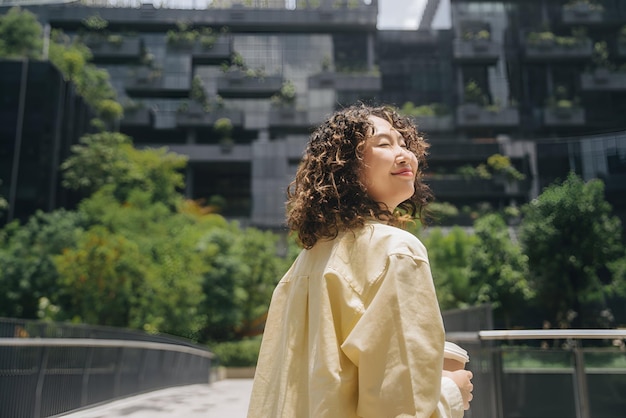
[464,371,474,410]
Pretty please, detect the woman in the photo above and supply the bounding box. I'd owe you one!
[247,104,473,418]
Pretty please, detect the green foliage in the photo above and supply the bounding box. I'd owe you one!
[190,75,209,107]
[457,154,525,182]
[61,132,187,207]
[592,41,611,70]
[0,210,86,319]
[47,29,121,120]
[212,338,262,367]
[527,30,586,49]
[464,80,488,106]
[271,80,297,106]
[564,0,604,12]
[214,117,234,149]
[519,173,626,328]
[97,99,124,124]
[0,7,42,59]
[422,227,478,310]
[58,190,208,337]
[54,225,144,326]
[468,214,533,327]
[487,154,526,181]
[196,223,284,342]
[82,15,108,31]
[167,22,217,48]
[462,29,490,41]
[428,202,460,222]
[399,102,449,117]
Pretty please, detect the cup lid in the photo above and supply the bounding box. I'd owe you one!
[444,341,469,363]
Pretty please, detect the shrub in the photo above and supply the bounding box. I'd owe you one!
[211,338,262,367]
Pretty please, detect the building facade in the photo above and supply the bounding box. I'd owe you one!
[1,0,625,229]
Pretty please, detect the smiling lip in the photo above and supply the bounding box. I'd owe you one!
[392,169,414,176]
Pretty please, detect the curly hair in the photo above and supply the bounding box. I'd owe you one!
[287,103,432,249]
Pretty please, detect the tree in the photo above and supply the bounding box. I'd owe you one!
[197,225,246,342]
[0,7,42,59]
[234,227,284,337]
[61,132,187,208]
[54,225,143,326]
[468,214,533,328]
[422,226,478,310]
[62,188,211,338]
[0,210,86,318]
[519,173,626,328]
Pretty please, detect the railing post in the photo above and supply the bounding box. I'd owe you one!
[572,343,591,418]
[491,344,504,418]
[33,346,49,418]
[113,347,124,398]
[81,346,95,407]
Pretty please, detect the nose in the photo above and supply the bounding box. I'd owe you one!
[396,146,410,164]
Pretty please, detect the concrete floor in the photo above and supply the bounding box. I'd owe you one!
[59,379,254,418]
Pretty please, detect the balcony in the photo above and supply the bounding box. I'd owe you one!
[428,142,501,161]
[412,115,454,133]
[581,69,626,91]
[308,71,381,91]
[45,3,378,32]
[456,104,520,128]
[120,107,153,127]
[544,107,586,127]
[524,37,593,62]
[561,3,605,24]
[176,105,244,128]
[424,176,506,198]
[191,37,232,65]
[125,68,191,98]
[217,71,283,98]
[85,37,143,63]
[269,107,311,129]
[453,39,500,64]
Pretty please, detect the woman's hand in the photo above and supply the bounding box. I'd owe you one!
[442,369,473,410]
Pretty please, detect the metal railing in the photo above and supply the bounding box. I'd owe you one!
[446,329,626,418]
[0,338,215,418]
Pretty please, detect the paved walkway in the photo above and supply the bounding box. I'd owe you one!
[60,379,254,418]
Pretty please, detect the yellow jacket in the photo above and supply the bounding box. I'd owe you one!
[248,221,464,418]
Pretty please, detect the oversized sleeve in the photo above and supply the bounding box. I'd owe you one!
[340,253,464,418]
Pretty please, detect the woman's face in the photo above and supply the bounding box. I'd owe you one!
[360,115,419,210]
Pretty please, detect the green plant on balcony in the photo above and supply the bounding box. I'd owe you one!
[464,80,489,106]
[546,85,581,117]
[462,29,491,41]
[82,15,108,31]
[591,41,612,70]
[106,34,123,46]
[487,154,526,182]
[527,28,586,49]
[271,80,297,108]
[457,154,525,183]
[400,102,450,117]
[214,117,234,153]
[321,55,332,72]
[79,15,109,44]
[222,52,248,74]
[166,23,217,49]
[563,0,604,12]
[190,75,209,109]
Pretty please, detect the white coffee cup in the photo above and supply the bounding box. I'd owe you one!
[443,341,470,371]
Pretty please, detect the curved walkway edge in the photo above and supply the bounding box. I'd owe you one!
[58,379,254,418]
